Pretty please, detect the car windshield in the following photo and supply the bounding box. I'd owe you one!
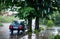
[11,21,18,24]
[12,21,24,25]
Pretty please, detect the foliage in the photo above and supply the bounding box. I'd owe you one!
[0,22,3,26]
[0,16,5,22]
[0,16,18,23]
[48,35,55,39]
[34,29,40,34]
[34,27,44,33]
[17,7,35,19]
[39,11,60,26]
[1,0,60,32]
[53,13,60,26]
[1,0,59,18]
[46,20,54,27]
[27,30,32,34]
[39,18,48,25]
[54,35,60,39]
[39,27,44,30]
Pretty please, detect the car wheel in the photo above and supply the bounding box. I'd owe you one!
[11,30,13,35]
[17,30,20,34]
[22,29,25,32]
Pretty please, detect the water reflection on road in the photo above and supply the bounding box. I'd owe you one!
[9,33,39,39]
[0,23,60,39]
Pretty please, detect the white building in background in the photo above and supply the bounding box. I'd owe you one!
[1,6,20,16]
[5,6,20,16]
[6,11,18,16]
[7,11,13,16]
[2,11,18,16]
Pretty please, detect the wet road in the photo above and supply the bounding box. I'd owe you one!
[0,23,47,39]
[0,23,59,39]
[0,23,41,39]
[0,23,10,39]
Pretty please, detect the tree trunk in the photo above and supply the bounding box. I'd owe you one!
[28,17,32,32]
[28,34,32,39]
[35,16,39,30]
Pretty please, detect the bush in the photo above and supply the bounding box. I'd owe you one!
[39,27,44,30]
[54,35,60,39]
[0,16,18,23]
[0,16,5,22]
[34,29,39,33]
[0,23,3,26]
[46,20,54,27]
[34,27,44,33]
[48,35,55,39]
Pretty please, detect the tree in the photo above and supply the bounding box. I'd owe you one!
[17,7,35,32]
[0,0,35,32]
[25,0,59,31]
[1,0,60,32]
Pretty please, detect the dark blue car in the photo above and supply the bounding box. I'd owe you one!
[9,20,26,34]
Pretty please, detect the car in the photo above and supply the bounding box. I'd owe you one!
[9,20,26,34]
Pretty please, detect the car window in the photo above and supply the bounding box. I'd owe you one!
[11,21,19,25]
[18,21,21,24]
[11,20,24,25]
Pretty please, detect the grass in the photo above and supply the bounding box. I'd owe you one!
[0,22,3,26]
[34,27,44,33]
[0,15,19,23]
[54,35,60,39]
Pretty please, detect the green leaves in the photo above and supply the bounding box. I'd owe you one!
[1,0,60,19]
[17,7,35,19]
[47,20,54,27]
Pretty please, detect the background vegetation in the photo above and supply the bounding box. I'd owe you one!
[0,15,19,23]
[0,22,3,26]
